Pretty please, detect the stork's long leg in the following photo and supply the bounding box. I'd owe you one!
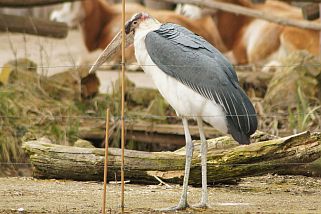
[160,117,193,211]
[194,117,208,208]
[176,117,193,209]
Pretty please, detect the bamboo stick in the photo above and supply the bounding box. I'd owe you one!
[102,109,110,214]
[121,0,126,213]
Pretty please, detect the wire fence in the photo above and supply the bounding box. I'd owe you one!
[1,5,321,214]
[0,112,320,120]
[1,18,321,178]
[0,62,321,70]
[1,60,319,128]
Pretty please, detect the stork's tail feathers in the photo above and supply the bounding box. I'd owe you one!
[226,88,258,145]
[227,118,251,145]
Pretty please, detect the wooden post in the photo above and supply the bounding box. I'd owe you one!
[102,109,110,214]
[121,0,126,213]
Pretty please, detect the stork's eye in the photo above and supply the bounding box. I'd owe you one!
[133,21,138,25]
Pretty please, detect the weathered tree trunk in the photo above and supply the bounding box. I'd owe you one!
[0,13,68,38]
[22,131,321,185]
[79,121,222,147]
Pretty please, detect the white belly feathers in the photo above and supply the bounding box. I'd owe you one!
[134,30,228,134]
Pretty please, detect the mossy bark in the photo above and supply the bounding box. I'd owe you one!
[22,131,321,185]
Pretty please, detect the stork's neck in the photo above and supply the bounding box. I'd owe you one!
[133,18,161,75]
[134,18,162,41]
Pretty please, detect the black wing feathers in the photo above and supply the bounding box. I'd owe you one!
[145,23,257,144]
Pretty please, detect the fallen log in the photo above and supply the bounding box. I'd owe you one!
[79,120,221,147]
[0,13,68,38]
[22,131,321,185]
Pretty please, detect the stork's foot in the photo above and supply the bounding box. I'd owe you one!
[157,202,189,212]
[192,202,209,209]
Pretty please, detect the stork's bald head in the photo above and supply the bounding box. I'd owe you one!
[89,12,157,74]
[125,12,151,34]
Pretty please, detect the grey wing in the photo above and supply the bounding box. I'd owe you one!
[145,23,257,144]
[155,24,239,85]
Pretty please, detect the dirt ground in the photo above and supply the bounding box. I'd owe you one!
[0,174,321,213]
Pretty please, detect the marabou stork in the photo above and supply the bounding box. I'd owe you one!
[89,12,257,210]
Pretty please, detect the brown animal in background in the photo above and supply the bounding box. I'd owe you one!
[216,0,319,65]
[51,0,227,68]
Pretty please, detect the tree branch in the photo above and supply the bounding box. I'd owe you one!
[0,0,81,7]
[0,14,68,38]
[163,0,321,30]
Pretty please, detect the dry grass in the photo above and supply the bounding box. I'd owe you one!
[0,58,173,163]
[0,59,108,162]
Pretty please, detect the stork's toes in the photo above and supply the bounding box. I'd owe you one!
[157,203,189,212]
[192,203,209,209]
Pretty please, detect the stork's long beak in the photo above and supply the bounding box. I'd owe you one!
[89,30,134,73]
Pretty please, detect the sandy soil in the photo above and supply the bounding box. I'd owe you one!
[1,175,321,213]
[0,31,84,75]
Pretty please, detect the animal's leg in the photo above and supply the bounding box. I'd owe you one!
[159,117,193,211]
[193,117,209,208]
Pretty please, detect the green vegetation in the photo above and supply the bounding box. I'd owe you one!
[288,86,321,133]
